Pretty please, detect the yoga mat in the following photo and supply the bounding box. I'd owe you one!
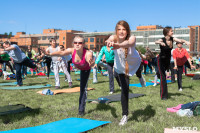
[149,79,171,84]
[87,93,145,103]
[49,73,65,76]
[1,84,51,90]
[129,82,154,87]
[185,74,195,77]
[0,104,32,116]
[1,117,110,133]
[37,87,95,95]
[0,82,17,86]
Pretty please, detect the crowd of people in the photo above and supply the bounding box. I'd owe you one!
[0,20,200,126]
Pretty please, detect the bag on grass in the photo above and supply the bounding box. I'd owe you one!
[42,89,54,95]
[193,104,200,116]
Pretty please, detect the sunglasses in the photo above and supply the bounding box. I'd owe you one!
[74,42,83,44]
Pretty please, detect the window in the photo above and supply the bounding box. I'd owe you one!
[85,38,88,42]
[90,44,94,49]
[63,42,65,45]
[42,36,47,40]
[101,38,103,43]
[97,38,99,43]
[90,38,94,42]
[63,37,65,40]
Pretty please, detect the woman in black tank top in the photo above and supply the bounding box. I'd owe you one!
[155,26,191,100]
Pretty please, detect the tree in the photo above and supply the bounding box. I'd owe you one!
[8,32,12,38]
[136,45,146,54]
[4,32,8,36]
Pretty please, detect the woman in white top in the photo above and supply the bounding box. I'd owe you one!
[106,20,141,126]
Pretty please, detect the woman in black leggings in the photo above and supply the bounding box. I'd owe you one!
[155,26,191,100]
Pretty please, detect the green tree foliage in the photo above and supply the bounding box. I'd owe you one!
[8,32,12,38]
[136,45,146,54]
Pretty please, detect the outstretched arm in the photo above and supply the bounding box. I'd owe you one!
[155,39,165,46]
[44,48,73,56]
[173,38,191,46]
[86,51,95,67]
[106,35,136,49]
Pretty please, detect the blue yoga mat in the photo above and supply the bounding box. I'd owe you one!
[1,117,110,133]
[49,73,65,76]
[0,82,17,86]
[149,79,171,84]
[0,84,51,90]
[129,82,154,87]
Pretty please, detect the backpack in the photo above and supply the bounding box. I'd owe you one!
[193,104,200,116]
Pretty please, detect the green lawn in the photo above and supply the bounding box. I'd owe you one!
[0,72,200,133]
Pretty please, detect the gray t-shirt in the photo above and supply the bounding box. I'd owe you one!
[6,44,26,63]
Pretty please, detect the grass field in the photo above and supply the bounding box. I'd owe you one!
[0,72,200,133]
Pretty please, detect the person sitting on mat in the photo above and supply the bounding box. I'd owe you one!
[173,42,195,91]
[0,41,37,86]
[93,37,121,94]
[155,26,190,100]
[43,35,95,116]
[106,20,141,126]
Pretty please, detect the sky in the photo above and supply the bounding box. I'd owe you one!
[0,0,200,35]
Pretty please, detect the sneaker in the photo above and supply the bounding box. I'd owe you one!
[65,79,68,82]
[78,111,85,116]
[69,82,73,88]
[93,81,98,84]
[109,91,113,94]
[55,86,60,89]
[161,97,168,100]
[119,115,128,126]
[153,83,157,87]
[119,87,122,90]
[179,88,183,91]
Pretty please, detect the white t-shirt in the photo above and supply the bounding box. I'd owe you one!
[114,45,141,76]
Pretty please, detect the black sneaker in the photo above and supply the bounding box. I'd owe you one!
[161,97,168,100]
[78,111,85,116]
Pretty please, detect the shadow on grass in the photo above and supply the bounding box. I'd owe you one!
[129,105,155,122]
[182,85,193,90]
[168,92,194,99]
[0,108,41,124]
[61,85,80,88]
[88,104,117,118]
[93,80,109,84]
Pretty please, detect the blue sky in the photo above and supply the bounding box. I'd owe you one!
[0,0,199,35]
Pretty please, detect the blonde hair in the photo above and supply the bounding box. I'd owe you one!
[73,35,85,44]
[115,20,131,76]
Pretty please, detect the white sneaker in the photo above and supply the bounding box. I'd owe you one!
[179,88,183,91]
[119,115,128,126]
[119,87,122,90]
[109,92,113,94]
[153,83,157,87]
